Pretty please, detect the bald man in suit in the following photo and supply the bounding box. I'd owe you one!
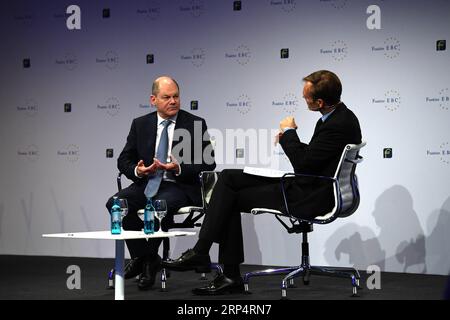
[106,76,216,290]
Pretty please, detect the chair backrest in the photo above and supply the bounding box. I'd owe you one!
[199,171,220,209]
[313,142,366,224]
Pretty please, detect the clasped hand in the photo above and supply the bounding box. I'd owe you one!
[274,116,298,145]
[136,155,179,177]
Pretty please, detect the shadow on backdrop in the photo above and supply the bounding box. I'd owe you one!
[426,196,450,276]
[326,185,427,274]
[324,223,385,270]
[20,193,35,254]
[241,212,262,265]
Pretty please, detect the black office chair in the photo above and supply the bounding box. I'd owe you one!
[107,171,221,291]
[243,142,366,299]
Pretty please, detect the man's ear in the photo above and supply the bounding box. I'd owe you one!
[317,98,325,109]
[150,95,156,106]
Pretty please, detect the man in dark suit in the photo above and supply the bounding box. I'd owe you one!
[163,70,362,295]
[106,76,216,290]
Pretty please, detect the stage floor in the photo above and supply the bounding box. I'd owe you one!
[0,255,448,300]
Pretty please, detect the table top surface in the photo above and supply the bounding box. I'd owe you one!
[42,230,196,240]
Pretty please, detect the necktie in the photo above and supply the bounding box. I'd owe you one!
[144,119,171,198]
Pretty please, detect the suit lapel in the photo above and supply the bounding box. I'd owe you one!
[145,112,158,161]
[172,110,187,151]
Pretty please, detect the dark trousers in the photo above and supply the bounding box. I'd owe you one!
[199,169,284,265]
[106,181,191,259]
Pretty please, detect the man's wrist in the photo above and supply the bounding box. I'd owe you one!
[134,166,143,178]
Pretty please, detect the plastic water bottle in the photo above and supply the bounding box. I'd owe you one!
[143,198,155,234]
[111,196,121,234]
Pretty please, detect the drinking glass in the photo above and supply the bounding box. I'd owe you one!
[118,198,128,230]
[153,199,167,233]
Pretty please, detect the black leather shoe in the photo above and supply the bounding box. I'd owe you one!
[162,249,211,273]
[137,255,162,291]
[192,274,244,295]
[124,257,143,279]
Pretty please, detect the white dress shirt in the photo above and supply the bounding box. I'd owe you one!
[134,113,180,180]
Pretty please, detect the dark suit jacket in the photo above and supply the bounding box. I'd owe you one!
[117,109,216,205]
[279,103,362,219]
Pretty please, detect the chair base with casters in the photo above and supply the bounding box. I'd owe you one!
[243,142,366,299]
[243,219,361,298]
[107,171,222,291]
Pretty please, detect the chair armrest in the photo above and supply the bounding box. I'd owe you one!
[280,173,337,217]
[251,208,283,216]
[176,206,203,215]
[280,172,336,182]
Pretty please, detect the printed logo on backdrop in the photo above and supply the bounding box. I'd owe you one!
[17,145,39,162]
[371,37,400,59]
[55,53,78,71]
[64,103,72,113]
[98,97,120,116]
[383,148,392,159]
[426,88,449,111]
[427,142,450,165]
[272,93,299,114]
[436,40,446,51]
[106,149,114,158]
[13,10,33,27]
[280,48,289,59]
[320,0,348,10]
[53,7,67,19]
[136,1,161,20]
[57,144,80,162]
[372,90,401,111]
[226,94,252,115]
[139,102,152,110]
[181,48,205,67]
[269,0,297,13]
[17,99,38,117]
[102,8,110,19]
[96,51,119,69]
[180,0,204,17]
[225,45,251,65]
[23,58,31,69]
[320,40,348,62]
